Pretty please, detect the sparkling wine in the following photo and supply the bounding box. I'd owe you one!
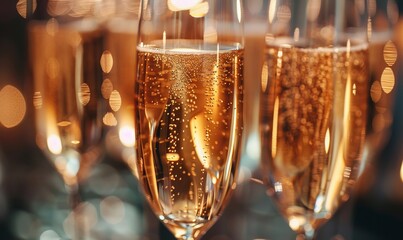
[30,21,104,185]
[136,40,243,235]
[260,40,369,232]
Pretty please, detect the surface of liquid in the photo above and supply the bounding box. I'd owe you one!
[260,41,369,232]
[136,41,243,236]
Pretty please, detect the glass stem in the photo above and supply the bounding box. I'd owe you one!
[177,225,198,240]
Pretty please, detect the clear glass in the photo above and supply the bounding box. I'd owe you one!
[29,1,108,237]
[135,0,244,239]
[260,0,370,239]
[363,0,399,171]
[102,0,141,178]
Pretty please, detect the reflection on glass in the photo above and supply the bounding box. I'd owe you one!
[260,0,370,238]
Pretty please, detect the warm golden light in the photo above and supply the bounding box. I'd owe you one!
[168,0,202,11]
[293,28,300,42]
[69,0,93,17]
[383,41,397,66]
[261,62,269,92]
[46,57,60,79]
[400,160,403,182]
[325,128,330,154]
[57,121,71,127]
[352,83,357,96]
[33,91,43,109]
[103,112,117,126]
[380,67,395,94]
[306,0,321,22]
[0,85,26,128]
[119,126,135,147]
[190,114,210,169]
[47,0,72,16]
[189,2,209,18]
[47,134,62,155]
[370,81,382,103]
[109,90,122,112]
[166,153,180,162]
[236,0,242,23]
[271,97,279,159]
[16,0,37,19]
[46,18,59,36]
[100,50,114,74]
[79,83,91,106]
[268,0,277,23]
[101,78,114,99]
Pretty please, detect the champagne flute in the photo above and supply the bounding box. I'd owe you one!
[135,0,244,239]
[29,1,106,237]
[363,0,398,177]
[260,0,370,238]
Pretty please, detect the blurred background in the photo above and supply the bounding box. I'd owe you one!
[0,0,403,239]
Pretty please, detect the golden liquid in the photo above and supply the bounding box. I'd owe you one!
[260,42,369,233]
[30,22,104,185]
[136,41,243,236]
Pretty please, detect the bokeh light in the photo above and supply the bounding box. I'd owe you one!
[370,81,382,103]
[119,126,135,147]
[100,50,114,74]
[168,0,202,11]
[16,0,37,19]
[109,90,122,112]
[88,164,120,196]
[39,229,61,240]
[383,41,397,66]
[101,78,114,99]
[0,85,27,128]
[103,112,118,126]
[400,160,403,182]
[380,67,395,94]
[100,196,125,225]
[47,0,72,17]
[189,2,209,18]
[79,83,91,106]
[33,91,43,109]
